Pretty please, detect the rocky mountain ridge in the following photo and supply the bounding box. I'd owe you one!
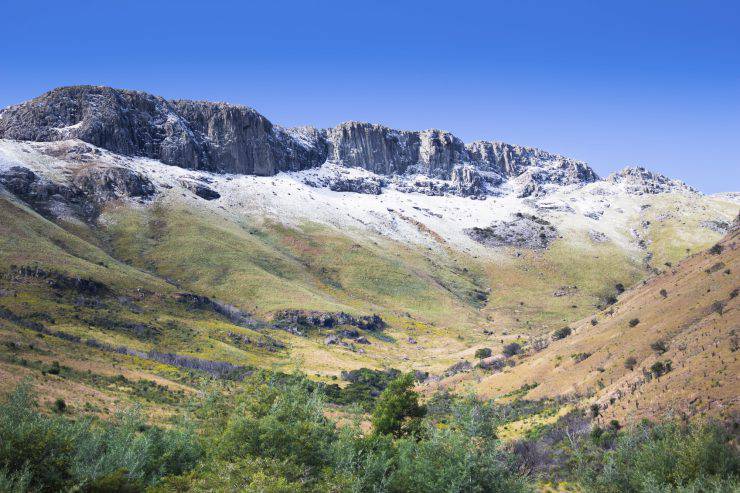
[0,86,603,197]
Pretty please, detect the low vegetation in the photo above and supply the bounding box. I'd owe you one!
[2,375,736,492]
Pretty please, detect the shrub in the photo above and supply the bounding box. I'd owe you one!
[712,300,726,315]
[576,421,740,492]
[552,327,572,340]
[650,340,669,355]
[709,243,724,255]
[46,360,62,375]
[615,283,625,294]
[624,357,638,370]
[371,373,426,437]
[530,337,549,352]
[502,343,521,358]
[475,347,493,359]
[0,383,201,491]
[572,352,591,363]
[650,360,672,378]
[591,318,598,326]
[590,403,601,418]
[387,426,529,493]
[217,378,336,471]
[628,318,640,327]
[53,398,66,413]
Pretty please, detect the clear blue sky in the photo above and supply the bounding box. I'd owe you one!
[1,0,738,192]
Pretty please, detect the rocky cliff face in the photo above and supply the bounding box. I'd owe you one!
[0,86,326,175]
[0,86,599,192]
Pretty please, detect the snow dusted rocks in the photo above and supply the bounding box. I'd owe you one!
[0,86,600,197]
[179,180,221,200]
[607,167,697,195]
[465,213,558,249]
[0,86,326,175]
[0,164,155,219]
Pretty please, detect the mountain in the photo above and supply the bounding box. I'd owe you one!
[0,86,597,197]
[0,86,737,425]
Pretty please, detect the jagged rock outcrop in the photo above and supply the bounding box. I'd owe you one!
[179,180,221,200]
[0,164,154,219]
[0,86,602,194]
[465,213,558,249]
[450,165,486,196]
[325,122,468,177]
[72,167,156,204]
[607,166,697,195]
[0,86,327,175]
[466,140,598,184]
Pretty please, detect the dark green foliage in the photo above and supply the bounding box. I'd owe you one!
[709,243,724,255]
[371,373,426,437]
[628,318,640,327]
[0,383,201,492]
[325,367,401,409]
[712,300,726,315]
[46,360,61,375]
[650,360,672,378]
[576,421,739,492]
[53,398,66,413]
[475,347,493,359]
[502,343,521,357]
[624,356,638,370]
[4,373,737,492]
[552,327,572,340]
[590,403,601,418]
[217,378,336,473]
[650,340,668,355]
[615,283,625,294]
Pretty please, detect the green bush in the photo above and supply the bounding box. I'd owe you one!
[217,379,337,473]
[0,382,201,492]
[475,347,493,359]
[371,373,426,437]
[552,327,572,340]
[576,421,739,492]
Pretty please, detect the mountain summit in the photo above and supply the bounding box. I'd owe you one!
[0,86,599,197]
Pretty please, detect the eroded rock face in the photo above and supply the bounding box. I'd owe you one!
[0,164,155,220]
[465,213,558,249]
[73,167,156,204]
[0,86,601,193]
[607,167,697,195]
[0,86,328,175]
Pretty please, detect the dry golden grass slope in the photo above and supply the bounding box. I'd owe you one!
[459,219,739,424]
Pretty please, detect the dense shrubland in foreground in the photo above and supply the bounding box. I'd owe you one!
[1,373,737,493]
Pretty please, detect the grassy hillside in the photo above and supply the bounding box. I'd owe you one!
[443,219,739,426]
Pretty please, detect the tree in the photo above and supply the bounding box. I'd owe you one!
[624,357,638,371]
[371,373,425,437]
[590,403,601,418]
[474,347,492,360]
